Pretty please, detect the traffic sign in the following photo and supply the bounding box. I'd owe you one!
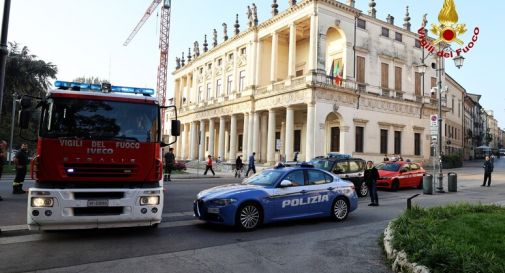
[430,115,438,127]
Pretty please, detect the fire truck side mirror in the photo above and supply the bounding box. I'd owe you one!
[19,97,33,129]
[171,120,181,137]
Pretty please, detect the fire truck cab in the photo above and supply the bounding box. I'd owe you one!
[20,81,179,230]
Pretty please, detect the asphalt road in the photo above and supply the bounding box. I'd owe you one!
[0,159,504,273]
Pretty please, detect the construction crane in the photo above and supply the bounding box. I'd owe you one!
[124,0,172,130]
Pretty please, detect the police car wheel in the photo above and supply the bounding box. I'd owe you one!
[236,203,262,231]
[332,197,349,221]
[358,182,368,197]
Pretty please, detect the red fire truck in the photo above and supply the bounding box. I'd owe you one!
[19,81,180,230]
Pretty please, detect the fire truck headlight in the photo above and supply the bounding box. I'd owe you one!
[32,197,54,207]
[140,196,159,206]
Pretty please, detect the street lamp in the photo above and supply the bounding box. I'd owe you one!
[417,52,464,193]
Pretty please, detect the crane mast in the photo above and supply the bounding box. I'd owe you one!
[124,0,172,132]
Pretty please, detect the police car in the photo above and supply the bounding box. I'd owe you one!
[194,163,358,231]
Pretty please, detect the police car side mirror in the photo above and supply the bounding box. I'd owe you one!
[279,180,293,188]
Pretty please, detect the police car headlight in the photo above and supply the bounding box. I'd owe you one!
[209,198,237,206]
[31,197,54,207]
[140,196,160,206]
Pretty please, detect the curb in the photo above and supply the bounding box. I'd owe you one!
[383,221,430,273]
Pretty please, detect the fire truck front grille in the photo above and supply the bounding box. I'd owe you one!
[64,164,136,177]
[73,207,124,216]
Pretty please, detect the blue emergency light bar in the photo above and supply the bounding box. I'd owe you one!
[54,81,155,96]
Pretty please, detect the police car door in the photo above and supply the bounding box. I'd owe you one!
[304,170,334,216]
[271,170,309,221]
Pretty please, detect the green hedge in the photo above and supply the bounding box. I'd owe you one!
[392,204,505,273]
[442,154,463,169]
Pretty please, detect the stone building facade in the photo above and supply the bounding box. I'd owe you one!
[168,0,464,165]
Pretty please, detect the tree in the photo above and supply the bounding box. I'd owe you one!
[72,76,109,85]
[0,42,57,150]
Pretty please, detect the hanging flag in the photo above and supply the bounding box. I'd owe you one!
[329,60,335,80]
[333,62,339,84]
[336,63,344,86]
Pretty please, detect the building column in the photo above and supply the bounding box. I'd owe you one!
[260,113,268,163]
[248,111,254,155]
[308,14,318,72]
[280,122,286,161]
[243,113,249,158]
[267,109,277,164]
[218,116,225,161]
[208,118,215,157]
[306,103,315,161]
[185,75,191,105]
[233,48,239,93]
[252,112,260,156]
[254,40,263,86]
[176,127,182,159]
[199,120,206,160]
[285,106,294,162]
[182,123,189,159]
[224,128,230,161]
[189,121,197,160]
[230,114,238,162]
[340,126,350,154]
[288,23,297,78]
[270,32,279,83]
[247,38,257,88]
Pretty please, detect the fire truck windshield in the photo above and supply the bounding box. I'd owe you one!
[40,98,159,142]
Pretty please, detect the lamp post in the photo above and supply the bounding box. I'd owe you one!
[417,48,464,193]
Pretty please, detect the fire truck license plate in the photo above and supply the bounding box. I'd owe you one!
[87,200,109,207]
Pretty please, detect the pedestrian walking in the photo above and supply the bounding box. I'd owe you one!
[235,155,243,178]
[0,140,6,201]
[245,152,256,177]
[293,152,299,162]
[482,155,494,187]
[13,143,29,194]
[203,155,215,176]
[164,147,175,181]
[364,160,380,206]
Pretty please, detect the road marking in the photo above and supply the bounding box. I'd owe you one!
[162,211,194,218]
[158,219,201,228]
[0,224,28,232]
[0,234,44,245]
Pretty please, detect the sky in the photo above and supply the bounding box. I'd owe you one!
[2,0,504,128]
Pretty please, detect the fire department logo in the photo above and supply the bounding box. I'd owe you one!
[430,0,467,45]
[418,0,480,58]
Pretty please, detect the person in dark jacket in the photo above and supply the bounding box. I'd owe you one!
[164,148,175,181]
[235,155,243,178]
[482,156,494,187]
[13,143,29,194]
[245,152,256,177]
[364,160,380,206]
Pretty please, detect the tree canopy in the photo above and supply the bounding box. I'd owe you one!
[0,42,58,150]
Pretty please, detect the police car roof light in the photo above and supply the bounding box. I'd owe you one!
[299,162,314,168]
[274,163,286,169]
[327,152,351,159]
[54,81,155,96]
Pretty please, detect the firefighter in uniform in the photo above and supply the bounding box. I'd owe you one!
[13,143,29,194]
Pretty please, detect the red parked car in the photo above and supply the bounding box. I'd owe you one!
[376,161,425,191]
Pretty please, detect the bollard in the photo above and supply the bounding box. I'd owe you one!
[448,172,457,192]
[407,194,420,210]
[423,174,433,195]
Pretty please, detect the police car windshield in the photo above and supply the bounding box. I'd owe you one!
[40,98,159,142]
[310,159,333,171]
[376,163,401,172]
[243,170,283,187]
